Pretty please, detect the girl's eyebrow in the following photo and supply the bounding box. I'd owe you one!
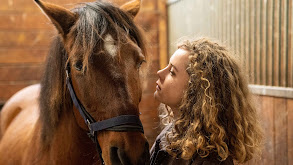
[170,63,178,71]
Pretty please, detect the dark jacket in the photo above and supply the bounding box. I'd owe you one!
[150,124,234,165]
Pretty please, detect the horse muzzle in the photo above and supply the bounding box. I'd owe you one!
[110,141,150,165]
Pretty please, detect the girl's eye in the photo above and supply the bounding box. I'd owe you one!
[169,69,175,76]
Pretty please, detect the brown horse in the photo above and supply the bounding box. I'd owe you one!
[0,0,150,164]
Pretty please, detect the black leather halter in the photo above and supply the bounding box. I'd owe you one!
[65,64,144,164]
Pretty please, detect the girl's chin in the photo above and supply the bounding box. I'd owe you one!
[153,91,161,101]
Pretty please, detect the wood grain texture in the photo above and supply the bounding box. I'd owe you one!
[287,99,293,165]
[0,65,43,81]
[0,31,54,48]
[0,49,47,64]
[260,96,275,165]
[274,97,288,164]
[0,83,38,103]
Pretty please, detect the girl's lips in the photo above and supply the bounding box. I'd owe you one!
[156,85,160,91]
[156,81,161,91]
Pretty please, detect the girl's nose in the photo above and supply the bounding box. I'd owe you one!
[157,69,162,76]
[157,69,163,79]
[157,66,167,80]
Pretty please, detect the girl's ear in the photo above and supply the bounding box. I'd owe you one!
[120,0,140,18]
[34,0,77,39]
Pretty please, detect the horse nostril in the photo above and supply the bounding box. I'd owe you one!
[110,147,121,165]
[145,142,149,150]
[110,147,131,165]
[138,142,150,165]
[110,142,150,165]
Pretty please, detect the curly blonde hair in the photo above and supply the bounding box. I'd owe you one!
[162,38,263,163]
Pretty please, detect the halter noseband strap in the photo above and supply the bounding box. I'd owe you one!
[65,65,144,164]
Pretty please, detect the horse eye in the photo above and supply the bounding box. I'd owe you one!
[74,61,83,71]
[137,60,146,69]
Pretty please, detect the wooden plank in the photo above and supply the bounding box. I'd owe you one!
[237,0,241,61]
[255,0,261,85]
[288,0,292,87]
[220,0,224,41]
[210,0,215,38]
[235,0,239,56]
[288,99,293,165]
[251,95,263,164]
[0,0,86,13]
[211,0,215,38]
[260,96,275,164]
[0,83,38,104]
[274,97,288,164]
[223,0,227,43]
[240,0,245,68]
[135,11,158,33]
[139,93,160,111]
[0,65,43,81]
[245,0,250,76]
[0,31,55,48]
[140,0,157,11]
[267,0,273,86]
[229,0,234,50]
[280,0,286,87]
[235,0,238,53]
[228,0,232,47]
[0,0,40,13]
[261,0,267,85]
[0,0,128,13]
[249,0,255,83]
[226,0,229,44]
[214,0,218,39]
[273,0,280,86]
[158,0,168,69]
[0,49,47,64]
[0,13,53,30]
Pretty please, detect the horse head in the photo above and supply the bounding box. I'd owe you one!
[35,0,149,164]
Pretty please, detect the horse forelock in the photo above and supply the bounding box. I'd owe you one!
[67,1,147,71]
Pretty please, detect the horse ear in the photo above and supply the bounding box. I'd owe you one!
[120,0,140,18]
[34,0,77,38]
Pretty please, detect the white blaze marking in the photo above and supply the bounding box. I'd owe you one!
[104,34,117,57]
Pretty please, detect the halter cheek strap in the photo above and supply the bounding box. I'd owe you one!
[65,66,144,164]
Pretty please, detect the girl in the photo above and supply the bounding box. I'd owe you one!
[150,38,263,165]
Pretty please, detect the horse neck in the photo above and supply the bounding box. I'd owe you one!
[42,108,99,164]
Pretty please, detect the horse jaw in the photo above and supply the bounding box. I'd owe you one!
[120,0,140,18]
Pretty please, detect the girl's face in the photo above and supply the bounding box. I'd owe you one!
[154,48,189,110]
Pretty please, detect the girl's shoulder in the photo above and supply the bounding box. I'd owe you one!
[150,123,234,165]
[150,123,173,154]
[157,123,173,140]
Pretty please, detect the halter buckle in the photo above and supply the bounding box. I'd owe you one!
[66,69,69,78]
[86,119,92,130]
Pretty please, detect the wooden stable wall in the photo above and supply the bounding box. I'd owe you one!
[0,0,52,104]
[0,0,166,146]
[245,94,293,165]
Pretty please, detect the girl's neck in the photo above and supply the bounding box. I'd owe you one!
[170,107,180,120]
